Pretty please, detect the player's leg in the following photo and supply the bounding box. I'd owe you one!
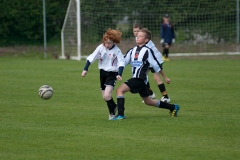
[102,85,113,101]
[161,43,166,60]
[142,74,155,103]
[112,83,130,119]
[149,52,170,102]
[103,85,118,117]
[153,72,170,103]
[140,84,179,117]
[163,43,170,61]
[165,43,171,61]
[162,48,167,61]
[100,70,117,119]
[112,78,142,120]
[142,96,157,106]
[146,72,155,98]
[150,54,169,98]
[146,81,155,98]
[162,48,167,56]
[165,47,169,58]
[142,97,180,117]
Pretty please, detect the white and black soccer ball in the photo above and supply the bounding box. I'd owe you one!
[39,85,53,100]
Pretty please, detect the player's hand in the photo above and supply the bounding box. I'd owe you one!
[116,75,122,81]
[160,39,164,44]
[172,39,175,43]
[81,70,88,77]
[164,77,171,84]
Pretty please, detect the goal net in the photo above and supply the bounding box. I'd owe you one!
[60,0,81,60]
[61,0,239,60]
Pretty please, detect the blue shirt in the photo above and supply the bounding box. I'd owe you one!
[160,22,175,44]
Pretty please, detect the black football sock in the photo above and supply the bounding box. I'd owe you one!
[146,81,153,95]
[165,48,169,58]
[163,48,167,57]
[117,97,125,116]
[158,83,169,98]
[158,100,175,111]
[106,98,117,115]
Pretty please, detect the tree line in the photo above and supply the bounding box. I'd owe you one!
[0,0,237,46]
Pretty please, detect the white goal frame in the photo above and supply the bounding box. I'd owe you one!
[61,0,239,60]
[60,0,82,60]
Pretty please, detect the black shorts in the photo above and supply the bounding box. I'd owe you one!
[162,43,172,47]
[100,69,117,90]
[124,78,149,97]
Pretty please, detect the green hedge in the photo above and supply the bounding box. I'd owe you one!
[0,0,238,45]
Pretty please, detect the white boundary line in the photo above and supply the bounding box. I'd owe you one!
[80,52,240,59]
[170,52,240,56]
[81,56,87,59]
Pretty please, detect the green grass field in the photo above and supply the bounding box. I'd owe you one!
[0,55,240,160]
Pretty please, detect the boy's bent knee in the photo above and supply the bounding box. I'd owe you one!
[103,95,111,101]
[144,98,156,106]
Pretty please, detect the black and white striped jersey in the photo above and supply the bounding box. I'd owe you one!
[86,44,125,72]
[146,40,164,64]
[124,45,160,81]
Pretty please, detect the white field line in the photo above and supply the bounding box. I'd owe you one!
[81,52,240,59]
[170,52,240,56]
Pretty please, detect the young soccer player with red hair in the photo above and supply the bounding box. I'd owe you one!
[82,29,125,120]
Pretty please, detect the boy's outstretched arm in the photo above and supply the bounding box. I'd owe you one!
[160,70,170,84]
[82,60,91,77]
[116,66,124,81]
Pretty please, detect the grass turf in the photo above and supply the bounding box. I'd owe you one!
[0,55,240,160]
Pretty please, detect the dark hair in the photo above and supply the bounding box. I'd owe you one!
[133,23,142,29]
[139,28,151,40]
[164,14,169,18]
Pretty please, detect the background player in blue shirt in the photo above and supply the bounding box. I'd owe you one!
[160,14,176,61]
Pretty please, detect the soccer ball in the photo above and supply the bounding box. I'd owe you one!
[39,85,54,100]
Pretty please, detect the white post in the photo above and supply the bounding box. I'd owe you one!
[237,0,239,52]
[76,0,81,60]
[43,0,47,59]
[60,0,72,59]
[61,31,65,59]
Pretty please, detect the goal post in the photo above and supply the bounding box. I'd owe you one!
[61,0,240,60]
[60,0,82,60]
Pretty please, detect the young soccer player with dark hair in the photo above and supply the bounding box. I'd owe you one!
[112,28,180,120]
[133,23,171,103]
[81,28,125,120]
[160,14,176,61]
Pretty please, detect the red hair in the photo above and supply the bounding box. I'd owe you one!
[102,28,122,44]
